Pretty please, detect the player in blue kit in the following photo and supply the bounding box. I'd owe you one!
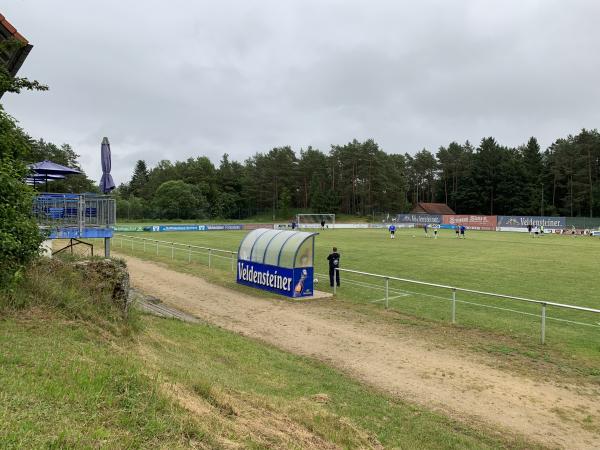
[389,224,396,239]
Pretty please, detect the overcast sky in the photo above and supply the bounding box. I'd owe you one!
[3,0,600,185]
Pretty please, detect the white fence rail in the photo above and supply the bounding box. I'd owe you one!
[111,235,600,345]
[334,268,600,344]
[114,234,236,271]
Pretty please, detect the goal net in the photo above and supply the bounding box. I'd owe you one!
[296,214,335,229]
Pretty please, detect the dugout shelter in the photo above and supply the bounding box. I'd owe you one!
[237,228,317,298]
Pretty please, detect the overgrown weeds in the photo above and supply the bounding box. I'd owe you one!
[0,256,139,335]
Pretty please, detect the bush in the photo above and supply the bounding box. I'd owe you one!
[0,257,137,333]
[0,157,43,288]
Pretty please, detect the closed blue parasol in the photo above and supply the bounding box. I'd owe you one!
[99,137,115,193]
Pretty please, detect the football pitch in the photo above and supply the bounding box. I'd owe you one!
[113,228,600,361]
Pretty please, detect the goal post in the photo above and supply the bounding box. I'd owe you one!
[296,213,335,229]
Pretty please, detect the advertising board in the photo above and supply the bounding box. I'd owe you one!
[143,224,245,232]
[243,223,273,230]
[237,260,314,298]
[497,216,565,229]
[112,225,144,232]
[157,225,207,232]
[332,223,369,229]
[206,224,244,231]
[396,214,442,224]
[442,215,497,231]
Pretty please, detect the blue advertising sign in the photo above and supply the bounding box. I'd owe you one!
[396,214,442,224]
[156,225,208,232]
[237,259,314,298]
[145,224,245,232]
[113,226,144,232]
[497,216,565,228]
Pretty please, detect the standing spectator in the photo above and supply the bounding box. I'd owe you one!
[327,247,341,288]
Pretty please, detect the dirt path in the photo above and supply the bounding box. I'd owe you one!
[120,253,600,449]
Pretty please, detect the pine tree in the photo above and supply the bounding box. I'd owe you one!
[129,160,149,198]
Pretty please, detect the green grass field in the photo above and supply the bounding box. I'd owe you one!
[109,227,600,373]
[0,259,537,448]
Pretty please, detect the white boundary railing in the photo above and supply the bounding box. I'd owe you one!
[111,235,600,345]
[333,268,600,344]
[114,234,236,271]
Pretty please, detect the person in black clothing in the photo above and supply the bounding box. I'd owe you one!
[327,247,340,288]
[320,219,325,230]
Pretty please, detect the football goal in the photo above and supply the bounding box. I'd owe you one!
[296,213,335,229]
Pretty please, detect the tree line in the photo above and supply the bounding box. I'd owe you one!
[117,130,600,220]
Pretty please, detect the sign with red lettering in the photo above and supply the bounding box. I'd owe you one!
[443,215,497,231]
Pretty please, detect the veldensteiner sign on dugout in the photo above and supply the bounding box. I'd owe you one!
[237,260,314,297]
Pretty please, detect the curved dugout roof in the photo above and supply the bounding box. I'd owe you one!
[238,228,318,269]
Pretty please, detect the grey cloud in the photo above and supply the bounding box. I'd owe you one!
[3,0,600,184]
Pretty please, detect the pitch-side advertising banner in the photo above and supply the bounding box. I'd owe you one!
[443,215,497,231]
[142,224,244,232]
[206,224,244,231]
[157,225,206,231]
[237,260,314,298]
[274,223,368,229]
[396,214,442,224]
[497,216,565,229]
[113,226,145,232]
[243,223,273,230]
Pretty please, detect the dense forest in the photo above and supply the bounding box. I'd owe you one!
[115,130,600,220]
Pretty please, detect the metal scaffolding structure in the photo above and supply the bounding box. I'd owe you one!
[33,193,115,256]
[33,193,115,235]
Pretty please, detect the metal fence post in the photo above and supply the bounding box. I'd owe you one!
[385,277,389,309]
[171,242,174,259]
[188,245,191,263]
[452,288,456,324]
[208,249,212,268]
[541,303,546,344]
[333,270,337,296]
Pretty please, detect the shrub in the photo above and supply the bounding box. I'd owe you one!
[0,157,43,288]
